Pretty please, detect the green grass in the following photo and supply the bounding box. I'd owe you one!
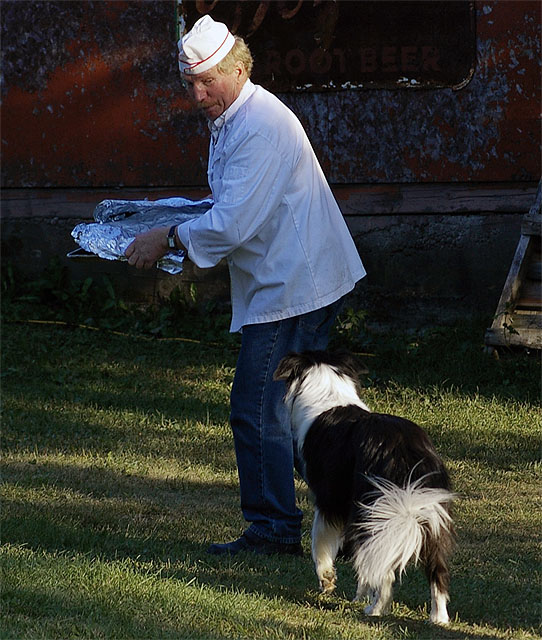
[1,299,541,639]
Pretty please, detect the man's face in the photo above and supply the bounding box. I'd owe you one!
[183,66,242,121]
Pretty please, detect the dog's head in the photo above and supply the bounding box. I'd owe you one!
[274,350,360,389]
[274,351,368,433]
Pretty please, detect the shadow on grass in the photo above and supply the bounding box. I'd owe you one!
[3,569,318,640]
[2,402,238,473]
[2,457,307,567]
[2,580,516,640]
[2,321,540,637]
[310,598,513,640]
[430,421,540,471]
[2,360,539,475]
[2,459,538,635]
[352,318,540,406]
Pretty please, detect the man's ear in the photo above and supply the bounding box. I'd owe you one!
[234,61,246,83]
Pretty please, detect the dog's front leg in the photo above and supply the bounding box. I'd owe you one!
[312,508,343,594]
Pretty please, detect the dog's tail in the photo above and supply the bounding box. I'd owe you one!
[352,475,454,589]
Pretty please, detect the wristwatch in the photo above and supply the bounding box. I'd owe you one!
[167,225,178,249]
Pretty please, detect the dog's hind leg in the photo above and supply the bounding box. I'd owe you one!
[423,525,452,624]
[430,582,450,625]
[353,581,373,603]
[312,507,343,594]
[426,549,451,624]
[363,570,394,617]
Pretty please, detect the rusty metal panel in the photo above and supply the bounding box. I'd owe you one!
[1,0,203,188]
[1,0,540,188]
[280,0,541,183]
[178,1,476,91]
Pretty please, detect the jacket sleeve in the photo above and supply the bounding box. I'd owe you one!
[177,130,296,269]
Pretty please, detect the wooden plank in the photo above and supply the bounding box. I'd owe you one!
[335,182,538,216]
[0,187,212,220]
[1,182,538,220]
[518,279,542,303]
[485,326,542,349]
[489,234,534,329]
[516,299,542,311]
[486,182,541,349]
[512,312,542,329]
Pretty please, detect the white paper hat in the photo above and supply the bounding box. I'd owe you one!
[178,15,235,75]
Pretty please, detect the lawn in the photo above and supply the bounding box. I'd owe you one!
[1,281,540,640]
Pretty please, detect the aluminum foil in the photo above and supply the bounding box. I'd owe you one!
[71,197,212,274]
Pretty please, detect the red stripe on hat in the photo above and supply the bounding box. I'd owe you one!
[179,31,232,70]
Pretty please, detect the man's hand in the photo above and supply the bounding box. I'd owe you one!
[125,226,170,270]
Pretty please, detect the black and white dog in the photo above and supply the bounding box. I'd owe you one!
[274,350,455,625]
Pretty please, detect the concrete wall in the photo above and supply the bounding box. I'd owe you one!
[2,182,537,328]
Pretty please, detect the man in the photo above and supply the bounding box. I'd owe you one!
[126,15,366,556]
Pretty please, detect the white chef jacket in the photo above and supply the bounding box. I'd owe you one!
[177,80,366,332]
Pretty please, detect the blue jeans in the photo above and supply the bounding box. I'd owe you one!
[229,297,344,544]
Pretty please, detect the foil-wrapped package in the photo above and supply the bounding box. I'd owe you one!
[71,197,212,274]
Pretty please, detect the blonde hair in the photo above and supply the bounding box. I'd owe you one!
[216,36,253,77]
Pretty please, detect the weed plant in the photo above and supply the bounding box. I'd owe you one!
[2,259,240,348]
[1,265,540,639]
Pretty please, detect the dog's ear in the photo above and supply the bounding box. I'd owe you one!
[332,350,364,380]
[274,352,307,382]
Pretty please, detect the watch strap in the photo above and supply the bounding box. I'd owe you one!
[167,225,177,249]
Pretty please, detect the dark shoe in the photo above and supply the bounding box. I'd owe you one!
[206,530,303,557]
